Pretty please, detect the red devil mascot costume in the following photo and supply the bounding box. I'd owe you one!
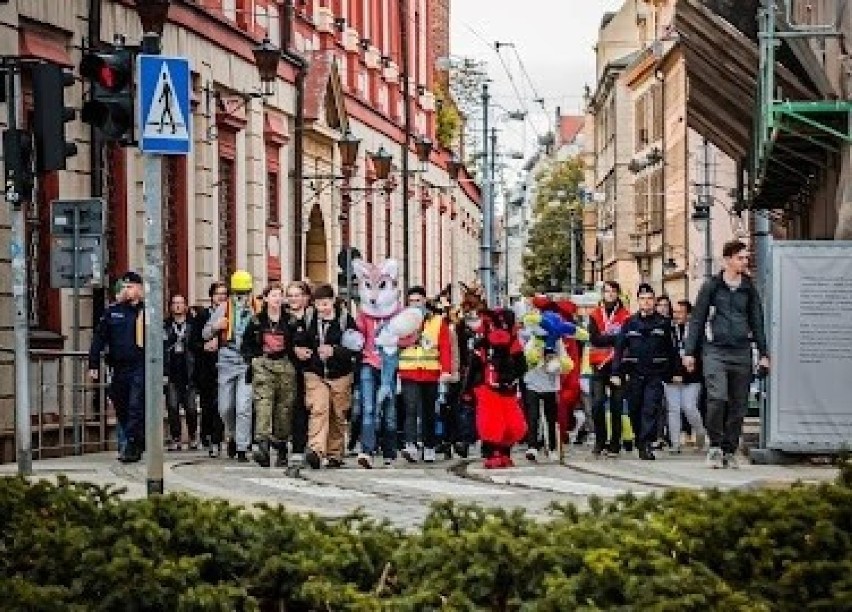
[462,307,528,468]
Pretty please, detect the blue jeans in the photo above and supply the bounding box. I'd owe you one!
[359,364,397,458]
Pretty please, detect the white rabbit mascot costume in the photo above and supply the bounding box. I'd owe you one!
[352,259,423,467]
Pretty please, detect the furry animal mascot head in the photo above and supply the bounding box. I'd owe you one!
[353,259,400,318]
[478,308,522,389]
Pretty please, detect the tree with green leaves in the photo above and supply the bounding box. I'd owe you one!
[521,157,585,295]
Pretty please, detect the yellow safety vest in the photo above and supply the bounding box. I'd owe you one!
[398,315,442,371]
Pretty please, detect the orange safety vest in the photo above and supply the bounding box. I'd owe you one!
[587,304,630,368]
[398,315,442,371]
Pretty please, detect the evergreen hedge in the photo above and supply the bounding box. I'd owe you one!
[1,466,851,611]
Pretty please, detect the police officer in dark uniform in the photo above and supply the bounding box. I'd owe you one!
[88,271,146,463]
[611,283,678,460]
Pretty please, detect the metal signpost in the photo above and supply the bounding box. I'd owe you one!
[50,197,105,454]
[2,63,32,476]
[137,48,191,495]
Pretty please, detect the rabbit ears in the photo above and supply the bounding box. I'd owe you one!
[380,259,399,281]
[352,258,399,282]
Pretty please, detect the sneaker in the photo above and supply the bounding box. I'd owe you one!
[453,442,469,459]
[706,447,724,469]
[326,457,345,469]
[236,451,249,463]
[119,443,142,463]
[305,449,322,470]
[525,448,538,462]
[253,440,271,468]
[208,443,221,458]
[723,452,740,469]
[423,448,437,463]
[357,453,373,469]
[401,444,418,463]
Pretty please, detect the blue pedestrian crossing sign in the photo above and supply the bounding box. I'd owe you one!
[138,55,191,155]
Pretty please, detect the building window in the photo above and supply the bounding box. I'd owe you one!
[365,196,374,261]
[634,175,648,229]
[218,158,237,281]
[652,83,663,142]
[635,93,648,152]
[162,156,186,299]
[267,170,280,224]
[105,144,128,282]
[649,168,664,233]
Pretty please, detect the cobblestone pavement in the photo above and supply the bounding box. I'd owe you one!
[1,446,838,529]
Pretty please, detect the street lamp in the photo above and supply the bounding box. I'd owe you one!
[371,146,393,181]
[135,0,171,35]
[415,136,433,164]
[370,146,396,258]
[337,129,361,303]
[338,129,361,177]
[252,37,280,95]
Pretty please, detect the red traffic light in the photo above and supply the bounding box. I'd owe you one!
[80,52,131,91]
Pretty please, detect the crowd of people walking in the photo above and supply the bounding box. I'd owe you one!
[88,240,769,471]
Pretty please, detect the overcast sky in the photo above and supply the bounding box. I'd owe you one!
[450,0,625,176]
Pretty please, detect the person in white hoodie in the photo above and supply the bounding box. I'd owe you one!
[521,318,573,461]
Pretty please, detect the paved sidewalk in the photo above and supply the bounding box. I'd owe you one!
[1,448,839,529]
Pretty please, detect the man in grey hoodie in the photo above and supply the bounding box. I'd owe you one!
[683,240,770,469]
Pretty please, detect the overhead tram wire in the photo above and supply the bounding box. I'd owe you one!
[461,21,544,145]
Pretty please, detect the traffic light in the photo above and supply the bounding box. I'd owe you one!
[2,128,35,203]
[80,47,134,143]
[32,62,78,172]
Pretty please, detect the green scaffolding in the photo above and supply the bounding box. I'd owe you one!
[751,1,852,207]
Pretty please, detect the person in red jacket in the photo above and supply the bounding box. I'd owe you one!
[398,286,455,463]
[588,281,631,456]
[555,299,583,450]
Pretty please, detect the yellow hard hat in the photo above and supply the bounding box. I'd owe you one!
[230,270,253,293]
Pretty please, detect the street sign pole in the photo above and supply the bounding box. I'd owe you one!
[137,39,191,496]
[72,202,82,454]
[3,65,33,476]
[141,33,165,496]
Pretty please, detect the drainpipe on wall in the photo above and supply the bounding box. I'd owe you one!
[282,0,308,279]
[400,0,412,292]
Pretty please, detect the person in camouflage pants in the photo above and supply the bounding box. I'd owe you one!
[241,283,297,468]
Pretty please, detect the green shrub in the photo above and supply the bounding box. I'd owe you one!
[1,467,851,611]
